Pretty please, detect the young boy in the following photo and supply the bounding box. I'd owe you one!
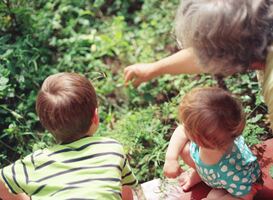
[164,87,262,200]
[0,72,137,200]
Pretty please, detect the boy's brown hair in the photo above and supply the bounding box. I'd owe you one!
[36,72,98,143]
[175,0,273,75]
[179,87,245,150]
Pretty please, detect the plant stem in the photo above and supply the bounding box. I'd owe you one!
[0,139,16,152]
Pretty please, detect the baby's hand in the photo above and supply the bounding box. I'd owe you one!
[163,159,183,178]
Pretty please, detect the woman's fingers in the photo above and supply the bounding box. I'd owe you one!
[124,69,135,85]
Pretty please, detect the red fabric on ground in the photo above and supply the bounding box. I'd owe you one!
[179,182,211,200]
[253,138,273,200]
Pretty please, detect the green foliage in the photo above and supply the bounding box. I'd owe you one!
[0,0,270,184]
[99,106,170,182]
[225,73,269,145]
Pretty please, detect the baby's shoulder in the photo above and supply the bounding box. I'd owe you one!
[217,140,260,182]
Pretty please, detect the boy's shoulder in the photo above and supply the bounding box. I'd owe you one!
[89,136,122,144]
[1,136,125,171]
[47,136,124,155]
[0,136,131,198]
[50,136,122,148]
[70,136,123,147]
[3,136,126,171]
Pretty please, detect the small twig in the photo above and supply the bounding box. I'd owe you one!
[6,0,19,27]
[0,139,16,152]
[0,0,7,4]
[246,104,261,120]
[214,74,228,90]
[2,0,22,38]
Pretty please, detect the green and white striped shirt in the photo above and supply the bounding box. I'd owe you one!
[1,136,137,199]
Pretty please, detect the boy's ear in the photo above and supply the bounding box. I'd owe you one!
[92,108,99,125]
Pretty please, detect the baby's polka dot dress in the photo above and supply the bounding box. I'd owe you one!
[190,136,261,197]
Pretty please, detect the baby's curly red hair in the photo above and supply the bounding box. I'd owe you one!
[179,87,245,150]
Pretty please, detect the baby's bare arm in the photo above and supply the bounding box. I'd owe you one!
[165,125,189,160]
[0,181,30,200]
[164,125,189,178]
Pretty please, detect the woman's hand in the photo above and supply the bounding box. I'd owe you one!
[124,49,203,87]
[124,63,156,87]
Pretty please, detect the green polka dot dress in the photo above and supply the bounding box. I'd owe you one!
[190,136,261,197]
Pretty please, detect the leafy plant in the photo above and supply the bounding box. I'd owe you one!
[99,106,171,182]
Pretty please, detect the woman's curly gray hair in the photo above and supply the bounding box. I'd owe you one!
[175,0,273,75]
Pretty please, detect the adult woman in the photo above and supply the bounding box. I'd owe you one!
[124,0,273,129]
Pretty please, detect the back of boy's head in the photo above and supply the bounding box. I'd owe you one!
[175,0,273,75]
[36,72,98,143]
[179,87,245,150]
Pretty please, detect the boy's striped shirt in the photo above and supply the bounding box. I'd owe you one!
[0,136,137,200]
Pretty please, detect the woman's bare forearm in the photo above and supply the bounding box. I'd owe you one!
[151,48,204,78]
